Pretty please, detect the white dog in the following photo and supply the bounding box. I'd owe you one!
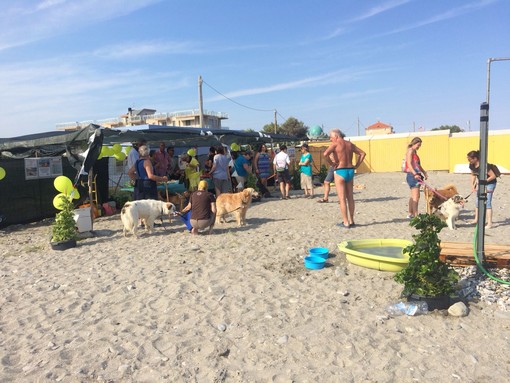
[434,194,465,230]
[121,200,176,237]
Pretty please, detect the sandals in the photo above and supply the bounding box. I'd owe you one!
[317,199,329,203]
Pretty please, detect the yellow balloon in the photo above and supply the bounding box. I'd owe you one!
[54,176,73,194]
[105,147,115,156]
[100,146,109,156]
[114,152,126,161]
[124,146,132,154]
[69,187,80,200]
[53,193,69,210]
[112,143,122,153]
[187,149,196,157]
[0,167,5,180]
[230,143,240,151]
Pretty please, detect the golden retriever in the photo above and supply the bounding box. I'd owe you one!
[425,183,458,214]
[215,188,259,226]
[433,194,466,230]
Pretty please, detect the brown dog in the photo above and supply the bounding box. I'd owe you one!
[215,188,259,226]
[425,183,458,214]
[167,191,189,212]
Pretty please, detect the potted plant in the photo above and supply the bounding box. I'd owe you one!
[394,213,459,310]
[50,195,78,250]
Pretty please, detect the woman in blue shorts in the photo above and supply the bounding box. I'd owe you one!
[404,137,428,218]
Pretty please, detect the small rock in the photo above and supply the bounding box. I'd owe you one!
[217,323,227,332]
[277,335,288,344]
[448,302,469,317]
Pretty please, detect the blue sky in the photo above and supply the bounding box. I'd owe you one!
[1,0,509,138]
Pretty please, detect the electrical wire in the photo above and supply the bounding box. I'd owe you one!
[202,79,275,113]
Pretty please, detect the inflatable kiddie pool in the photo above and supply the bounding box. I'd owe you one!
[338,239,412,272]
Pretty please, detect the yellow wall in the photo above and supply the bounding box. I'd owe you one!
[308,130,510,173]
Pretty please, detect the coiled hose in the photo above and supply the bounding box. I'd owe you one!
[472,224,510,284]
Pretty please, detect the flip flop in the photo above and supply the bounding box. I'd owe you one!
[317,199,329,203]
[336,223,350,229]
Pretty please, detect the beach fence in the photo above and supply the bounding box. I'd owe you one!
[307,129,510,175]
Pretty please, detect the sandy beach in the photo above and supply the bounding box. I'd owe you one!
[1,172,510,382]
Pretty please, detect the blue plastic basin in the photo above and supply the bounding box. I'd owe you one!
[304,256,326,270]
[309,247,329,259]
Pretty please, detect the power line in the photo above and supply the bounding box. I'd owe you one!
[202,79,275,113]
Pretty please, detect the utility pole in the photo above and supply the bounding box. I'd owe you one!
[198,76,204,128]
[357,117,360,136]
[274,109,278,134]
[476,57,510,264]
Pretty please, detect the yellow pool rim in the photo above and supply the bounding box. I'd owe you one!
[338,239,412,272]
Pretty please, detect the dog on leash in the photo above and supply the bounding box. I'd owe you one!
[121,200,176,237]
[167,191,189,212]
[425,183,459,214]
[433,194,466,230]
[215,188,259,226]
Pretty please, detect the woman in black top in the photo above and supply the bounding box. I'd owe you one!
[467,150,497,228]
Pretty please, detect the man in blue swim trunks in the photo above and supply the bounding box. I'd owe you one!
[323,129,366,228]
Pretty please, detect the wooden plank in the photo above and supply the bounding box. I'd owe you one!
[439,241,510,268]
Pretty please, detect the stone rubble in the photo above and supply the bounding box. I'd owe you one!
[456,266,510,311]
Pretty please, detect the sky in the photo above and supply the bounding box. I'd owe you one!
[1,0,509,138]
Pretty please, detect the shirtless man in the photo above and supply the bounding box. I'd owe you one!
[323,129,366,228]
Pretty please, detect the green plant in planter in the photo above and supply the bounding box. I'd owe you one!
[51,195,78,243]
[394,213,459,297]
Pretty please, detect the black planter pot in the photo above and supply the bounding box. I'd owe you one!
[408,294,451,311]
[50,239,77,251]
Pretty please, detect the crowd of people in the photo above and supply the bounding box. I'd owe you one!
[124,132,496,233]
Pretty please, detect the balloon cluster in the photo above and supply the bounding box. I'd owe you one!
[53,176,80,210]
[0,166,5,181]
[98,144,128,161]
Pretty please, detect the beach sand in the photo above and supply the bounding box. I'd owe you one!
[1,172,510,382]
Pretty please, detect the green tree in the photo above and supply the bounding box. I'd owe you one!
[280,117,308,138]
[431,125,463,133]
[262,123,278,134]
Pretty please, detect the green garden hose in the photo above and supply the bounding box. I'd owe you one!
[472,224,510,285]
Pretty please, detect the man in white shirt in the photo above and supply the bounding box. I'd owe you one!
[273,145,291,199]
[127,138,147,172]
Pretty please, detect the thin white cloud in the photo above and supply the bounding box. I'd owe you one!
[206,67,391,102]
[348,0,412,23]
[91,40,271,59]
[322,0,411,40]
[380,0,499,36]
[0,0,162,51]
[36,0,69,11]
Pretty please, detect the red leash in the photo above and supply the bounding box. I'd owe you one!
[418,179,448,200]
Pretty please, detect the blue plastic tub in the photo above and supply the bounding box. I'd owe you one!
[309,247,329,259]
[304,256,326,270]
